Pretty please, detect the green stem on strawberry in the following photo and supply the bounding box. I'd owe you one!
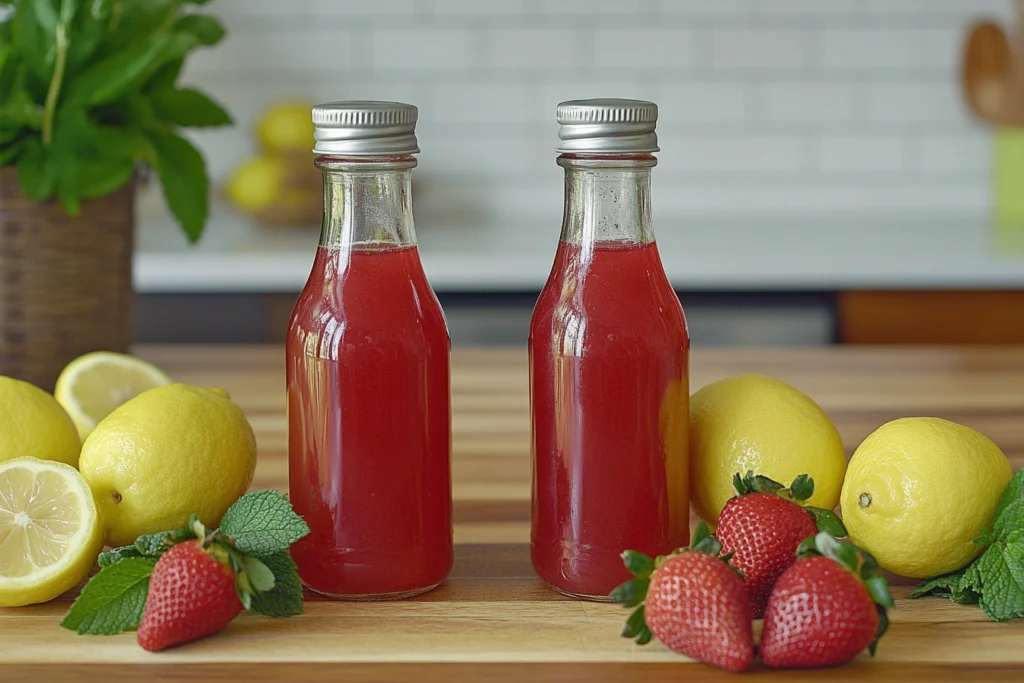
[733,471,848,538]
[797,531,894,655]
[611,521,742,646]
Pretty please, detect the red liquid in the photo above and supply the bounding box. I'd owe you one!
[287,244,453,598]
[530,240,690,599]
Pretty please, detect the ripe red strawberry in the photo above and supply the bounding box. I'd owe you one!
[760,532,893,669]
[137,540,244,652]
[716,471,847,617]
[611,522,754,673]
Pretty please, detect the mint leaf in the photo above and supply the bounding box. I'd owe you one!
[993,500,1024,539]
[976,543,1024,621]
[97,545,145,569]
[996,470,1024,520]
[248,551,304,618]
[909,571,979,603]
[151,87,231,128]
[219,490,310,556]
[61,557,157,635]
[148,130,208,243]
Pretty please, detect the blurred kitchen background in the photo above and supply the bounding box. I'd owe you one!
[135,0,1024,346]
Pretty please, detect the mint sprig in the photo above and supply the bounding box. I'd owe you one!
[61,557,158,635]
[910,469,1024,621]
[218,489,311,557]
[63,490,310,636]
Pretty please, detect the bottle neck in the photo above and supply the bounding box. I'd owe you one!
[558,154,656,246]
[317,156,417,250]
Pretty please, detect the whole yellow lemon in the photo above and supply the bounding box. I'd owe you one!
[257,100,315,153]
[690,374,847,525]
[841,417,1011,578]
[79,384,257,547]
[225,154,284,213]
[0,377,80,467]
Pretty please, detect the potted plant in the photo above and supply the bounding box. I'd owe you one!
[0,0,230,389]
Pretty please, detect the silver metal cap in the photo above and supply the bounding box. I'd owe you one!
[312,101,420,156]
[556,98,659,154]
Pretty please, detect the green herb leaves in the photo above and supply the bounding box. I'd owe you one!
[219,489,312,557]
[62,490,310,636]
[0,0,230,241]
[61,557,158,635]
[910,469,1024,621]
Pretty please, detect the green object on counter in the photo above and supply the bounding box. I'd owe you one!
[994,128,1024,253]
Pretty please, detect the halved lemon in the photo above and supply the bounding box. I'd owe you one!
[0,457,102,606]
[55,352,172,441]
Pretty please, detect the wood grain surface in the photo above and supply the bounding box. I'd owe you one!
[1,345,1023,682]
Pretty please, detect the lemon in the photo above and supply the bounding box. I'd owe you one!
[54,351,173,441]
[0,377,81,467]
[841,417,1012,579]
[690,374,847,525]
[225,154,283,213]
[256,100,314,153]
[79,384,257,547]
[0,457,102,606]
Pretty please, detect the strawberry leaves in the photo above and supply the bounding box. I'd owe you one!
[63,490,310,639]
[733,471,849,538]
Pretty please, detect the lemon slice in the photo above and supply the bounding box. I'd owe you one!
[55,351,172,441]
[0,457,102,606]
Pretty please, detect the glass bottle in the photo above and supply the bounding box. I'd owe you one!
[288,101,453,599]
[530,99,690,600]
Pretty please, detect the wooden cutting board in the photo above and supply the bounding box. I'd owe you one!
[1,345,1022,682]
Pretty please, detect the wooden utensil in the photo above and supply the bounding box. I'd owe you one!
[962,20,1015,125]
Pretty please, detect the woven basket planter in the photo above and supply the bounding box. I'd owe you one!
[0,166,135,391]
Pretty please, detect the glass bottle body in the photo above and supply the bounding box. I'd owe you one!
[529,155,690,600]
[287,157,453,599]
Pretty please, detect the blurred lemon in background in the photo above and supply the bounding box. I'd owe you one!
[55,351,172,441]
[226,155,284,213]
[689,374,847,525]
[0,377,80,467]
[257,99,315,153]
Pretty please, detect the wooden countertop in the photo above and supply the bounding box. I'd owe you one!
[1,346,1023,681]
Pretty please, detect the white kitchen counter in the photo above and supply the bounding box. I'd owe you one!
[135,200,1024,294]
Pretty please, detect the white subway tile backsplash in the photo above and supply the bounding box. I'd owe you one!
[371,29,471,69]
[430,0,528,14]
[820,28,961,71]
[312,0,419,15]
[818,136,908,172]
[710,28,807,69]
[867,82,968,123]
[483,29,587,69]
[761,82,859,123]
[543,0,649,14]
[661,135,806,173]
[431,83,535,123]
[917,134,991,174]
[593,28,695,69]
[188,30,354,73]
[657,82,747,123]
[177,0,992,219]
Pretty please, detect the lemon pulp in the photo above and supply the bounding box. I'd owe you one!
[0,458,102,606]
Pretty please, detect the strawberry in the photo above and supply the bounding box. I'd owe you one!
[760,532,893,669]
[611,522,754,673]
[716,471,847,617]
[137,539,244,652]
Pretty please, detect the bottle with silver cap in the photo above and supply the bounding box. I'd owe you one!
[530,99,690,600]
[287,101,453,600]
